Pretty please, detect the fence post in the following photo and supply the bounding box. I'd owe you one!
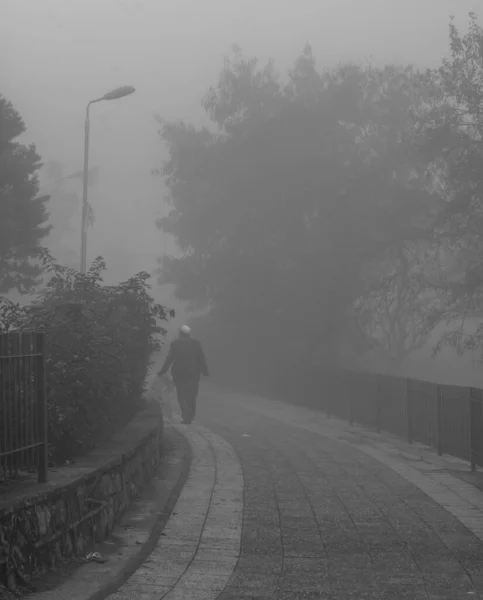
[325,373,332,419]
[375,377,381,434]
[406,378,413,444]
[0,334,5,479]
[469,387,483,472]
[36,333,48,484]
[436,384,443,457]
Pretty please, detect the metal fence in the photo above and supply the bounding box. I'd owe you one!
[311,370,483,471]
[0,332,48,483]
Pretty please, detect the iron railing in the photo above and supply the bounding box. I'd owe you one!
[280,369,483,472]
[0,332,48,483]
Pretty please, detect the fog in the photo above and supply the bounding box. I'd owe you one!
[1,0,481,355]
[4,9,483,595]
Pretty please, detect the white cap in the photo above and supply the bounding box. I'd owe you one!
[180,325,191,334]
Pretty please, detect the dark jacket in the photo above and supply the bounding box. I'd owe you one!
[159,338,209,383]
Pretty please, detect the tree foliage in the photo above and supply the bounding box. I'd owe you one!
[414,13,483,359]
[39,160,82,269]
[352,243,442,367]
[155,14,483,387]
[156,44,439,381]
[0,250,174,463]
[0,95,50,294]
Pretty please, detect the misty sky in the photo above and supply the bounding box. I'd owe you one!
[0,0,480,317]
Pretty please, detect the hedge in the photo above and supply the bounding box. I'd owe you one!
[0,250,174,464]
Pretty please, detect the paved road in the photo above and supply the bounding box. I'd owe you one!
[109,386,483,600]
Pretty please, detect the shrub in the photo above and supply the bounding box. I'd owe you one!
[0,249,174,464]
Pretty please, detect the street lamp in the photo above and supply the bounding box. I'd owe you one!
[80,85,135,274]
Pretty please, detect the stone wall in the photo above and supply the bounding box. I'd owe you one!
[0,404,163,590]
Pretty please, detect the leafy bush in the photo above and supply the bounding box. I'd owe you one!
[0,249,174,464]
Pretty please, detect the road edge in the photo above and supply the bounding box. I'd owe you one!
[87,426,192,600]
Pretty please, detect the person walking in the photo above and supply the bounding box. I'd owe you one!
[157,325,209,424]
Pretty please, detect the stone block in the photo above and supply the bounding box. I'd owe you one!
[0,411,163,590]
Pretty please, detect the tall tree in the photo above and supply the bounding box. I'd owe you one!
[41,161,79,236]
[418,13,483,357]
[352,242,442,369]
[156,47,436,386]
[0,95,50,293]
[39,160,83,269]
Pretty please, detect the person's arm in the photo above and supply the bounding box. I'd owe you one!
[198,342,209,377]
[158,343,175,377]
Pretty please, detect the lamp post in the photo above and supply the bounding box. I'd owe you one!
[80,85,135,273]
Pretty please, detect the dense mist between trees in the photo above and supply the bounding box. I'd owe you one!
[2,4,483,392]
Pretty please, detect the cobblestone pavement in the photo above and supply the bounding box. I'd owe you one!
[107,425,243,600]
[107,386,483,600]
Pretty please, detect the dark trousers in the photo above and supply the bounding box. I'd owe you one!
[175,380,199,423]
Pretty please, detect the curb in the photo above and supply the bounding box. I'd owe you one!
[88,427,192,600]
[26,426,193,600]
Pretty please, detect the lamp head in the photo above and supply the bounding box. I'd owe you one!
[102,85,135,101]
